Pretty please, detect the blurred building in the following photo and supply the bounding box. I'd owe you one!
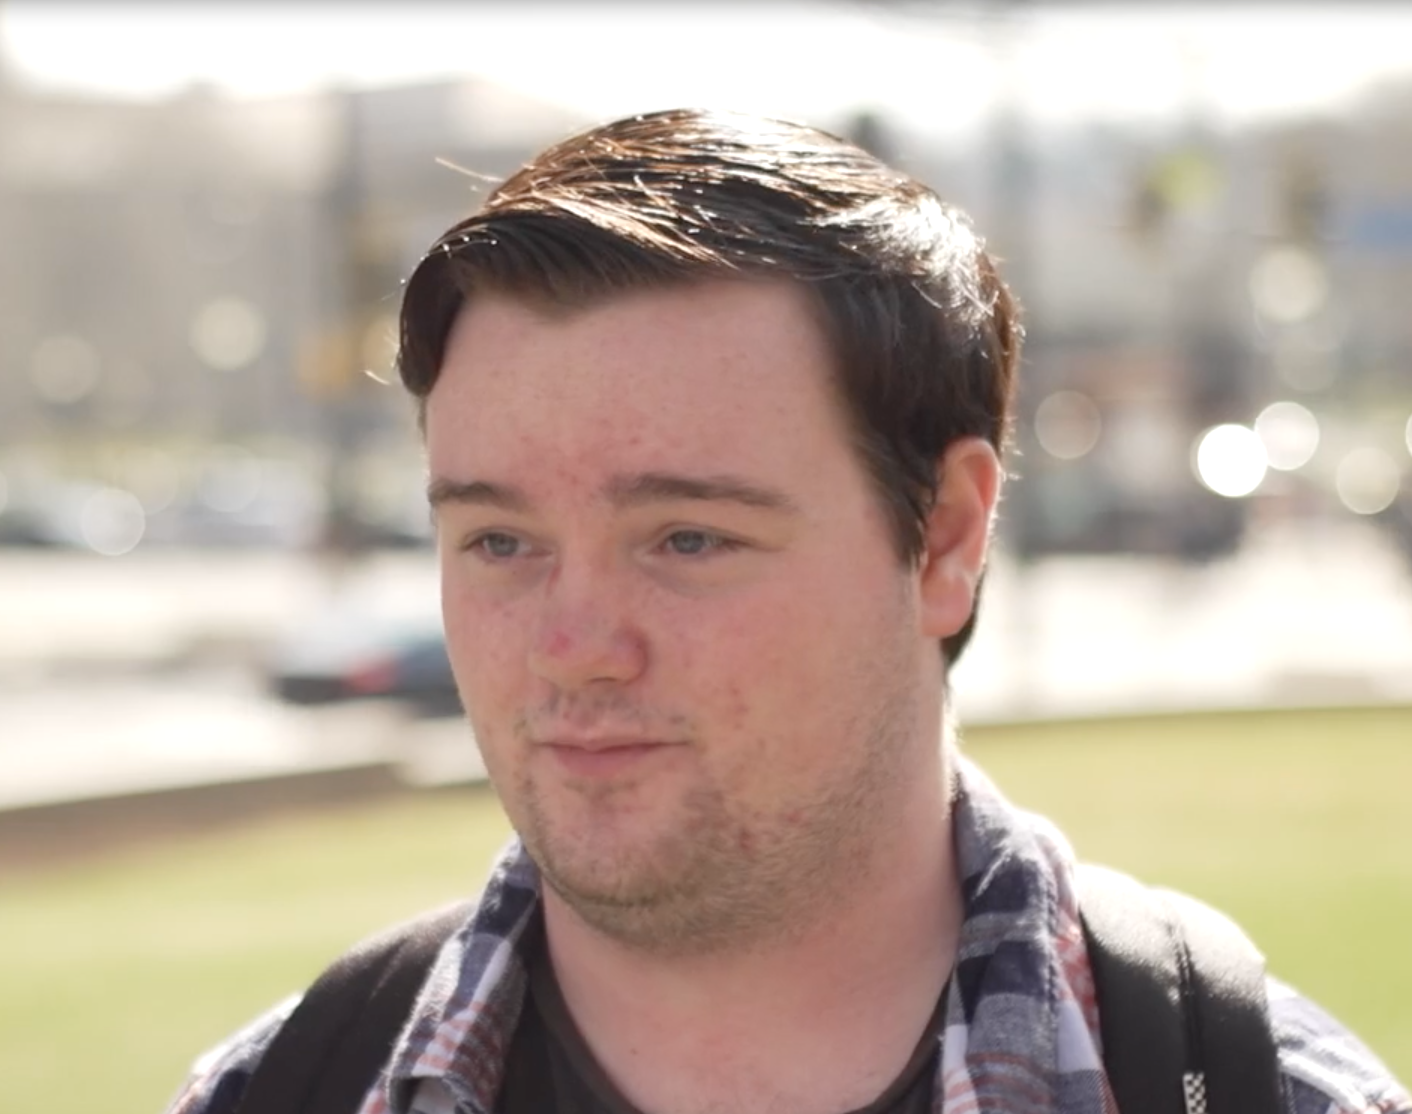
[884,77,1412,560]
[2,65,1409,561]
[0,73,585,524]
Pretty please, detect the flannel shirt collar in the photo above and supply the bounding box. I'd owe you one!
[384,754,1111,1114]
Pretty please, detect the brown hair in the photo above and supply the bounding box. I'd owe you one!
[397,108,1022,664]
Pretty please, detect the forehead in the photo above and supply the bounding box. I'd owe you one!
[424,279,851,475]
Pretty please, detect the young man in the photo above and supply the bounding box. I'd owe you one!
[166,109,1409,1114]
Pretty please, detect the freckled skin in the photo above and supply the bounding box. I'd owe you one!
[426,279,947,956]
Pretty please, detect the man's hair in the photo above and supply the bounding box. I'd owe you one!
[397,108,1022,664]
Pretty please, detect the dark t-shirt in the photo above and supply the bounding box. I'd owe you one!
[497,916,943,1114]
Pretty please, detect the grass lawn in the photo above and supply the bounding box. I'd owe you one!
[2,705,1408,1113]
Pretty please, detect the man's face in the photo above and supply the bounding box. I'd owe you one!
[426,279,946,954]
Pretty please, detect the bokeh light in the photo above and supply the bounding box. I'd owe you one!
[1034,390,1103,461]
[1193,424,1267,498]
[1335,448,1401,516]
[1249,247,1328,324]
[189,297,268,371]
[1254,400,1320,471]
[80,488,146,556]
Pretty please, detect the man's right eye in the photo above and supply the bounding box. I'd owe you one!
[467,532,522,559]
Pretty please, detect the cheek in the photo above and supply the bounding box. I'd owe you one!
[668,596,813,735]
[688,563,910,738]
[441,580,527,707]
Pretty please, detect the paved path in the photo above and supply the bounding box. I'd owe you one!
[953,518,1412,718]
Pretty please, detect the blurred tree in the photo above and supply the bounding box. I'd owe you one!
[296,326,356,399]
[1279,153,1329,243]
[1128,147,1222,249]
[846,108,898,164]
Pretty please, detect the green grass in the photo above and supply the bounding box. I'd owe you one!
[2,706,1409,1113]
[0,785,514,1114]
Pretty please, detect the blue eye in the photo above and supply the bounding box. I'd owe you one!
[664,530,727,556]
[473,532,521,559]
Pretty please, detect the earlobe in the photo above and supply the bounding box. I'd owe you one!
[918,439,1003,639]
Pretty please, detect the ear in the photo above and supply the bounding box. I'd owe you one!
[918,438,1003,640]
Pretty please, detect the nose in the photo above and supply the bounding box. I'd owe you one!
[527,559,648,691]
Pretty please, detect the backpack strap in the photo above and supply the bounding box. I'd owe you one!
[231,868,1285,1114]
[1077,864,1284,1114]
[234,899,475,1114]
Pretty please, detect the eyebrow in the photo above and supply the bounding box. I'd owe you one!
[605,472,799,514]
[426,472,800,515]
[426,478,530,512]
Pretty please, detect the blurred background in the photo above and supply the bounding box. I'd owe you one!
[0,3,1409,1111]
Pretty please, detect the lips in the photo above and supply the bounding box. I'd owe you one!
[542,736,661,752]
[540,738,675,778]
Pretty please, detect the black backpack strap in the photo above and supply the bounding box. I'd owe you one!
[234,899,475,1114]
[1077,864,1283,1114]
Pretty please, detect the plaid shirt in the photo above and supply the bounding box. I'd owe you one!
[166,757,1411,1114]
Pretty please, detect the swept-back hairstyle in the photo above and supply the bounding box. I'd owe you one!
[398,108,1021,664]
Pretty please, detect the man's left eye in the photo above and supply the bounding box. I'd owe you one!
[663,530,729,556]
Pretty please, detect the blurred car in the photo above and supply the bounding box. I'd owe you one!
[1379,493,1412,573]
[0,481,114,550]
[0,502,69,547]
[1003,468,1248,563]
[266,607,461,717]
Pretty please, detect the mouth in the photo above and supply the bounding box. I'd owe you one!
[540,738,677,779]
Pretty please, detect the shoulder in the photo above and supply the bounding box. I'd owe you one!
[161,994,300,1114]
[158,890,506,1114]
[1270,978,1412,1114]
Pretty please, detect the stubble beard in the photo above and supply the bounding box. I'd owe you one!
[511,650,928,959]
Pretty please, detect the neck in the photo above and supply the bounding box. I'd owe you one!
[540,749,961,1114]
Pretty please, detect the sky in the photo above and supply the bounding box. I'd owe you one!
[2,3,1411,137]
